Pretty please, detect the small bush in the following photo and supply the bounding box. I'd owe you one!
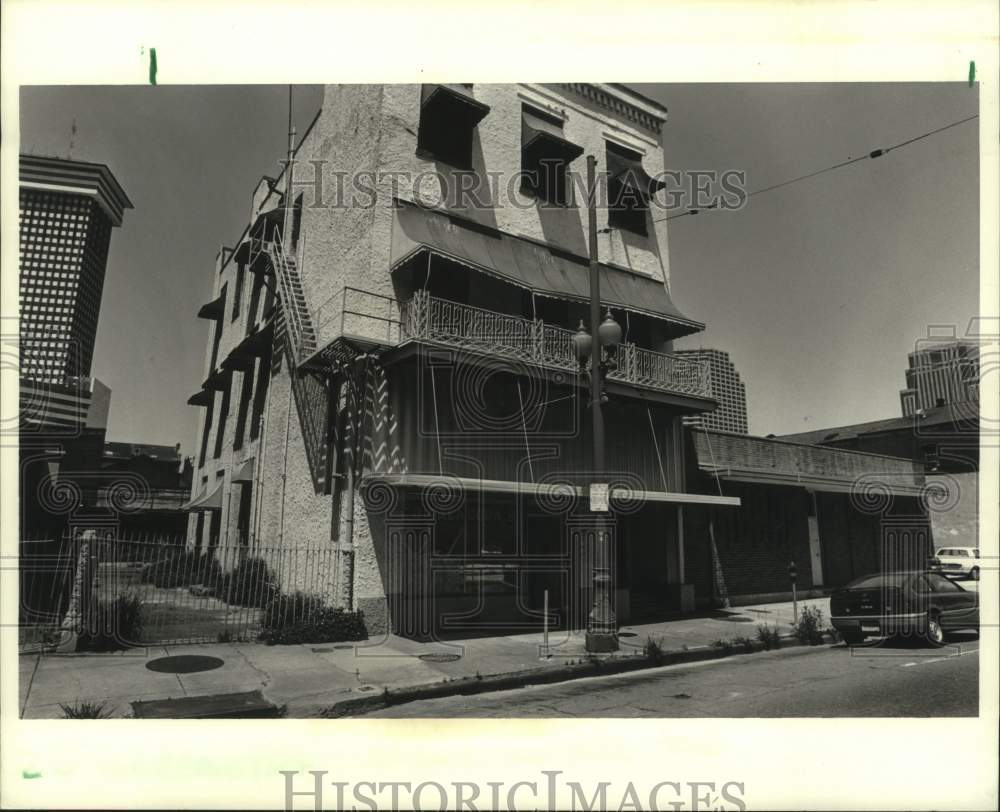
[794,605,826,646]
[258,593,367,645]
[260,591,321,629]
[77,593,144,651]
[756,623,782,650]
[644,635,666,665]
[731,635,756,654]
[218,557,276,608]
[60,700,115,719]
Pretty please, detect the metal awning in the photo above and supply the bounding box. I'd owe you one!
[606,142,666,202]
[221,325,273,371]
[701,467,926,497]
[389,201,703,336]
[522,107,583,163]
[203,368,231,391]
[360,474,740,507]
[691,429,927,497]
[197,294,224,321]
[232,457,255,483]
[182,480,224,511]
[187,388,213,407]
[421,84,490,128]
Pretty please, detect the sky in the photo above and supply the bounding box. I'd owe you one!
[19,83,979,452]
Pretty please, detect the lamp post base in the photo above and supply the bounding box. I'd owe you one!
[585,630,619,653]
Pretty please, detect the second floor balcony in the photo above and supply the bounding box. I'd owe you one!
[315,287,714,403]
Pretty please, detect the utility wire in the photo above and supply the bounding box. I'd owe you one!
[654,113,979,224]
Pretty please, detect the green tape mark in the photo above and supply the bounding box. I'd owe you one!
[149,47,158,86]
[968,60,975,87]
[23,770,41,779]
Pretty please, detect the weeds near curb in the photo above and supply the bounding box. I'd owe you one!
[794,606,826,645]
[731,635,756,654]
[711,639,734,655]
[756,624,782,650]
[60,700,115,719]
[644,635,666,665]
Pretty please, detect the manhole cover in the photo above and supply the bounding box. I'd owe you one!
[146,655,225,674]
[418,653,462,663]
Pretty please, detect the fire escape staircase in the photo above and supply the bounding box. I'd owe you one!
[259,233,338,496]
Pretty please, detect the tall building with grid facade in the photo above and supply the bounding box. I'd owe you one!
[19,155,132,386]
[676,348,748,433]
[899,339,979,417]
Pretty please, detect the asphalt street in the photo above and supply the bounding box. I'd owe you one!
[367,633,981,718]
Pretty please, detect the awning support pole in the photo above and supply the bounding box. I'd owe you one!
[429,366,444,475]
[517,381,534,483]
[647,407,669,492]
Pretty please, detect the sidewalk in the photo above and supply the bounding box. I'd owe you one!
[19,596,831,718]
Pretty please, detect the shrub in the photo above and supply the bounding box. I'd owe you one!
[260,591,321,629]
[218,557,276,608]
[258,592,368,645]
[731,635,756,654]
[794,605,826,646]
[756,623,782,650]
[77,593,144,651]
[60,700,115,719]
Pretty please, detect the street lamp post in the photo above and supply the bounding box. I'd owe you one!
[572,155,621,653]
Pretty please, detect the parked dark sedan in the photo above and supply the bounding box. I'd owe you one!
[830,570,979,646]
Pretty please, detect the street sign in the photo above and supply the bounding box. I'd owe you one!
[788,560,798,583]
[589,483,609,512]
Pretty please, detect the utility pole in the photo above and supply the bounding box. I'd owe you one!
[585,154,618,653]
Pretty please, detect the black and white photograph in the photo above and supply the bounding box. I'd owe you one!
[2,2,997,811]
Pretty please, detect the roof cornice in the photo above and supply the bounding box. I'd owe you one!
[558,84,668,135]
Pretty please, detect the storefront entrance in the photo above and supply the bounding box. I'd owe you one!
[383,490,685,639]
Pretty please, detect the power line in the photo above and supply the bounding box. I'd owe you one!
[656,113,979,224]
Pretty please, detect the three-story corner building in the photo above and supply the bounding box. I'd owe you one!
[186,83,741,638]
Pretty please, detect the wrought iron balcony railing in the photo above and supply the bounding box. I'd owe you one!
[400,290,712,399]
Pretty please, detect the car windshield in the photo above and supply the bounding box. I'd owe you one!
[845,573,914,589]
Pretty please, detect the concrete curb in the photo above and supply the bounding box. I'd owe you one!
[321,632,837,717]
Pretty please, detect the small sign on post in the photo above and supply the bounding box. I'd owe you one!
[589,483,609,512]
[788,560,798,625]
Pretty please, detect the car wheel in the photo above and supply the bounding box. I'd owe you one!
[970,567,979,581]
[925,612,945,647]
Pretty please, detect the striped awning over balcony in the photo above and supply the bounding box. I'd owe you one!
[389,201,703,338]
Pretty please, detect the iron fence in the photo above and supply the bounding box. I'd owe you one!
[18,531,340,649]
